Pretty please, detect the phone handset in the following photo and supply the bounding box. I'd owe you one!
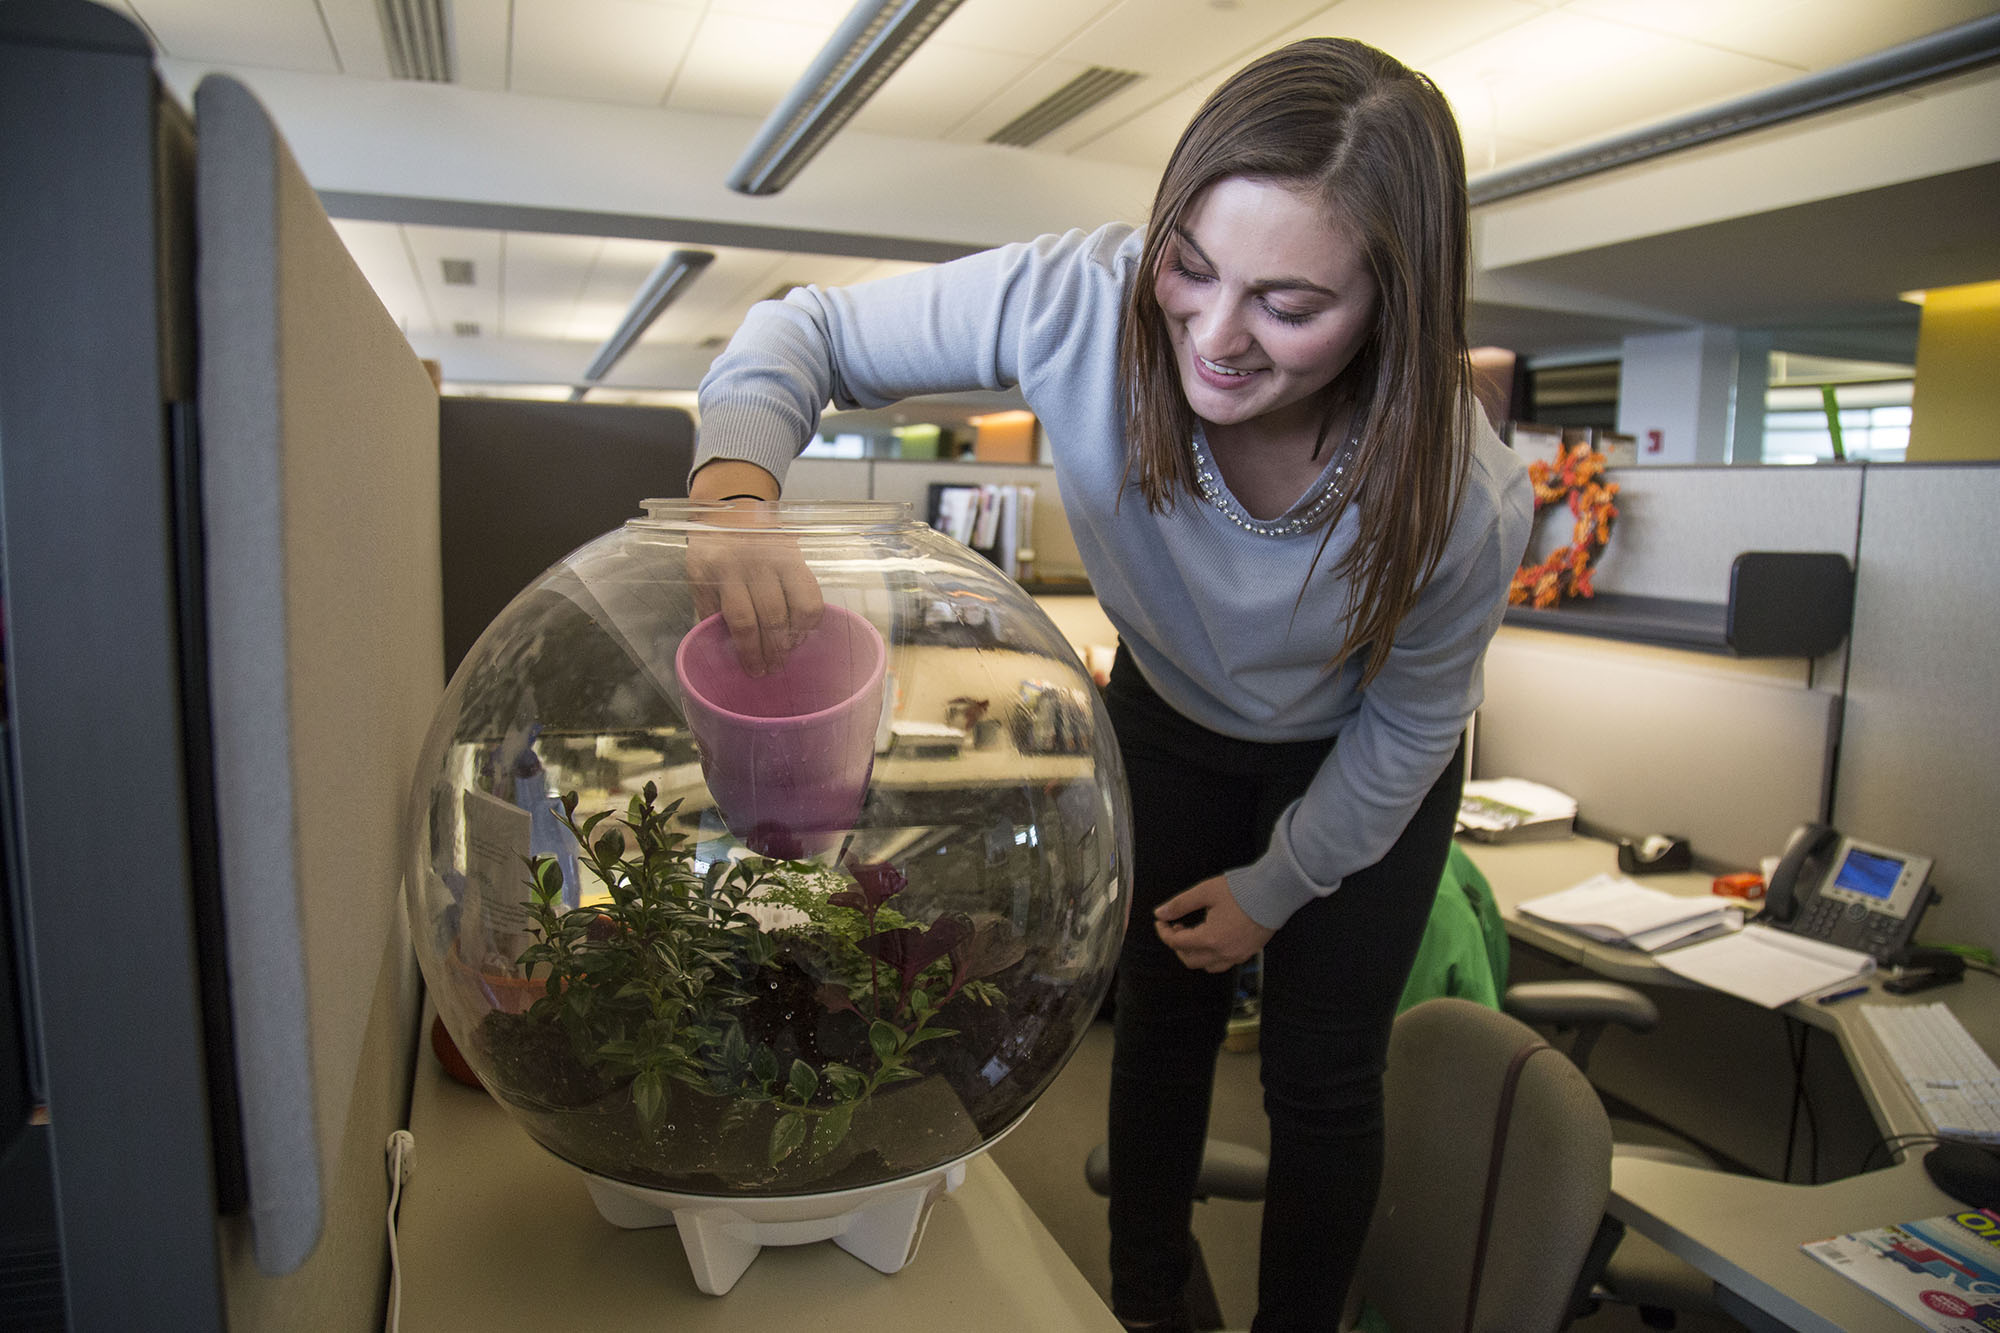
[1763,821,1837,924]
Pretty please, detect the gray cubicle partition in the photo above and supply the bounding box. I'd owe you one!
[1832,461,2000,954]
[438,398,694,678]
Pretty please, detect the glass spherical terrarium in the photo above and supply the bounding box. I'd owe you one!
[405,499,1129,1293]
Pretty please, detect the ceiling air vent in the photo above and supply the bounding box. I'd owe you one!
[379,0,454,83]
[986,67,1142,148]
[452,321,480,337]
[440,258,475,286]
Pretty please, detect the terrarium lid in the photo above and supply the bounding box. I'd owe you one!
[635,498,916,532]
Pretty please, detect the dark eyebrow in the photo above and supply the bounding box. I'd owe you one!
[1171,224,1339,300]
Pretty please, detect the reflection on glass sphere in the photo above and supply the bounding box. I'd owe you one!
[405,500,1129,1221]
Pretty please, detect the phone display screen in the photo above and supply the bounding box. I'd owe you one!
[1833,846,1902,901]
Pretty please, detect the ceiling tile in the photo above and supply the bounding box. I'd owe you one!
[706,0,857,23]
[316,0,391,79]
[1566,0,2000,71]
[402,226,505,337]
[119,0,341,73]
[935,0,1122,58]
[665,10,842,117]
[1424,9,1800,152]
[1055,0,1332,74]
[1263,0,1546,68]
[510,0,703,104]
[944,56,1101,144]
[503,233,616,341]
[453,0,513,92]
[847,39,1039,136]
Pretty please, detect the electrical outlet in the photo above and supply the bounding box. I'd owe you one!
[386,1129,415,1185]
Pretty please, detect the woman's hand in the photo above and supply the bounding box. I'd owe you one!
[686,463,823,676]
[1153,875,1275,973]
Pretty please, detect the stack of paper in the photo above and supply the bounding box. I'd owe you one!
[1519,873,1743,953]
[1653,925,1874,1008]
[1458,778,1578,842]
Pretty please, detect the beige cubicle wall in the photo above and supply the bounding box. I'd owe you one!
[1476,461,1868,872]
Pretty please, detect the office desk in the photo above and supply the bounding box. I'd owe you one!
[1467,836,2000,1333]
[395,1008,1121,1331]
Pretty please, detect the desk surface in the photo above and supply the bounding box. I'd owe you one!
[395,1010,1121,1331]
[1468,836,2000,1333]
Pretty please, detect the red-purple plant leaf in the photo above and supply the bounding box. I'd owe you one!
[858,916,970,989]
[838,855,908,909]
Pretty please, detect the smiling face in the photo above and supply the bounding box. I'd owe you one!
[1152,175,1380,443]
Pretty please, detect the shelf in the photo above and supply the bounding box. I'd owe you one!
[1505,594,1734,653]
[1503,553,1854,658]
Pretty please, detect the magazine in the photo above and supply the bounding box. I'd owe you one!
[1456,778,1577,842]
[1802,1207,2000,1330]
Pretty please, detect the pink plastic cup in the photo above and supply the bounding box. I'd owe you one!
[674,607,887,857]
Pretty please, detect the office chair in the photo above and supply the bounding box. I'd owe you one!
[1087,997,1614,1332]
[1085,981,1718,1331]
[1505,982,1726,1329]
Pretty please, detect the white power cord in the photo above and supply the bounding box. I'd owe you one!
[385,1130,415,1333]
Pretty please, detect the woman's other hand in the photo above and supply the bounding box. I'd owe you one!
[686,463,824,676]
[1154,875,1275,973]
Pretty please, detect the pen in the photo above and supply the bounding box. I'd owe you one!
[1816,985,1870,1005]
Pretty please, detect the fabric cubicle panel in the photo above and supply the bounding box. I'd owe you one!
[195,71,443,1309]
[1831,461,1999,953]
[438,398,694,679]
[1476,629,1835,871]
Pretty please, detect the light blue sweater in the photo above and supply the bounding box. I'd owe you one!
[695,223,1532,930]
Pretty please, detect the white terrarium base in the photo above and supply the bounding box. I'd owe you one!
[580,1150,984,1295]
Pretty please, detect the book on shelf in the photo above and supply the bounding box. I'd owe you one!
[1802,1207,2000,1330]
[1457,778,1578,842]
[1518,873,1743,953]
[924,481,1036,580]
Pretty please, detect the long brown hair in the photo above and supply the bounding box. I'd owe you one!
[1117,38,1474,687]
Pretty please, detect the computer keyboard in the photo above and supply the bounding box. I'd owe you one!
[1862,1002,2000,1145]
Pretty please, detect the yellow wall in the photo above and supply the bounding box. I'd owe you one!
[1908,280,2000,461]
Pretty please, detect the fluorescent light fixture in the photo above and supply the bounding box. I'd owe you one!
[726,0,965,197]
[570,249,715,402]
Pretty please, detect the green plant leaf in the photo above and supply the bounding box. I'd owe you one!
[633,1068,665,1129]
[769,1111,808,1166]
[823,1063,865,1100]
[787,1059,819,1104]
[752,1045,779,1085]
[868,1020,902,1065]
[811,1102,855,1160]
[905,1025,959,1047]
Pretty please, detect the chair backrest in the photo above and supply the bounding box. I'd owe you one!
[1347,997,1612,1333]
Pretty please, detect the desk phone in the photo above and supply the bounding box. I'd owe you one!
[1762,822,1934,962]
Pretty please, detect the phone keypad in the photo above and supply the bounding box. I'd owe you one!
[1800,896,1905,959]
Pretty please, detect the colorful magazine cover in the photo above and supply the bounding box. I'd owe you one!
[1803,1208,2000,1330]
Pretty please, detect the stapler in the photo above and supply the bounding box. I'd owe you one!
[1884,946,1966,995]
[1617,833,1692,876]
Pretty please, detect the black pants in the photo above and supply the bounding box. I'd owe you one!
[1102,648,1463,1332]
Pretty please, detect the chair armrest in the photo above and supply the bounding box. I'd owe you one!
[1504,980,1659,1034]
